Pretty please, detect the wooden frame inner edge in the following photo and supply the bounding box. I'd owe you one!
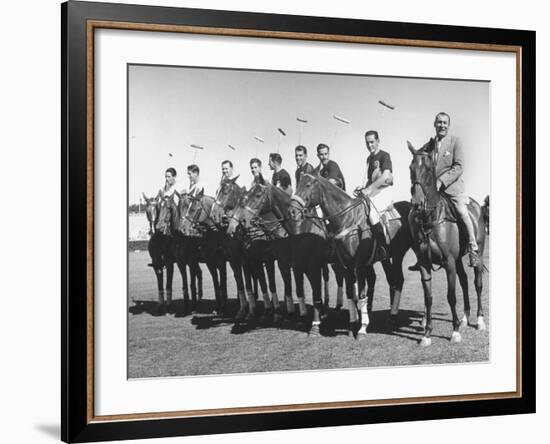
[85,19,523,423]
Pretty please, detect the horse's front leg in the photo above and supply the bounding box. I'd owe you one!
[218,260,227,314]
[154,265,165,314]
[176,260,189,314]
[322,263,330,307]
[306,264,323,336]
[456,258,470,327]
[332,263,344,310]
[345,271,359,337]
[474,264,486,330]
[445,259,462,343]
[419,265,433,346]
[293,267,307,326]
[356,264,369,337]
[165,263,174,312]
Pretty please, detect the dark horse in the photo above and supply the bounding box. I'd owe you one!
[208,177,255,321]
[290,173,413,336]
[229,183,345,334]
[227,184,294,325]
[407,141,487,346]
[143,192,202,314]
[181,190,229,315]
[143,192,181,312]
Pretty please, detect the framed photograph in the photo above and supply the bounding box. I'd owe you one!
[62,1,535,442]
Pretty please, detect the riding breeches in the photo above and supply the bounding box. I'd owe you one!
[447,194,478,247]
[368,188,393,225]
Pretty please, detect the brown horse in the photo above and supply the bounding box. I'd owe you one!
[228,183,346,334]
[181,191,229,315]
[227,184,293,325]
[209,177,255,321]
[290,173,413,336]
[407,141,487,346]
[145,192,180,313]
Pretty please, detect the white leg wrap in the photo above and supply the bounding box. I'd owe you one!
[286,296,295,313]
[271,292,280,309]
[451,331,462,343]
[324,282,330,305]
[336,287,344,307]
[298,298,307,317]
[477,316,487,331]
[262,292,272,309]
[237,290,247,308]
[247,291,256,312]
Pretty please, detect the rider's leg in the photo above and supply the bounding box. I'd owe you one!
[454,198,479,266]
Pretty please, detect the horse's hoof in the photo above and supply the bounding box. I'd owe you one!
[451,331,462,343]
[273,311,283,326]
[348,321,360,339]
[460,315,469,328]
[309,323,321,337]
[385,315,397,330]
[235,309,247,322]
[420,337,432,347]
[358,324,368,337]
[477,317,487,331]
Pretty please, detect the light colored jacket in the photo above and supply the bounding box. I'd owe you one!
[420,135,465,197]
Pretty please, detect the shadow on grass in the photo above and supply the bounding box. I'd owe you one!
[367,309,471,343]
[129,298,459,342]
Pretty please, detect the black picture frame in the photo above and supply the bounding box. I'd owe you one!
[62,1,536,442]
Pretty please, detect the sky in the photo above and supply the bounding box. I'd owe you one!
[129,64,490,205]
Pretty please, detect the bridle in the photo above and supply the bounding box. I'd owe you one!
[184,194,217,229]
[290,177,368,223]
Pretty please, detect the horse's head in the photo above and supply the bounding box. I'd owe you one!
[227,183,269,235]
[155,192,178,236]
[181,190,215,236]
[289,172,320,220]
[407,141,436,209]
[212,176,244,226]
[142,192,159,235]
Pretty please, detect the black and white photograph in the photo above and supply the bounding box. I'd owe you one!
[128,64,491,378]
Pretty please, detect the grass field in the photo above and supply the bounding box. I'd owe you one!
[128,241,490,378]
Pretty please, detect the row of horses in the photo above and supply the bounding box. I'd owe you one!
[140,145,488,345]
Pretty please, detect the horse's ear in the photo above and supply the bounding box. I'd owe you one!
[407,140,417,155]
[231,175,240,183]
[198,188,204,198]
[174,190,181,199]
[142,192,149,202]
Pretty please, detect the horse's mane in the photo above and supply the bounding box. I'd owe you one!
[306,173,353,202]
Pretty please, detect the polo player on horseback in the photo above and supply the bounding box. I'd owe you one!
[314,143,346,190]
[419,112,480,267]
[354,130,394,260]
[187,164,204,198]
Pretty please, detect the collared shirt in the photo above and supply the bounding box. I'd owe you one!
[366,149,393,187]
[315,160,346,191]
[271,168,292,191]
[188,182,204,197]
[295,162,314,186]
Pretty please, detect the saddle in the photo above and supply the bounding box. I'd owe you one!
[428,194,480,251]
